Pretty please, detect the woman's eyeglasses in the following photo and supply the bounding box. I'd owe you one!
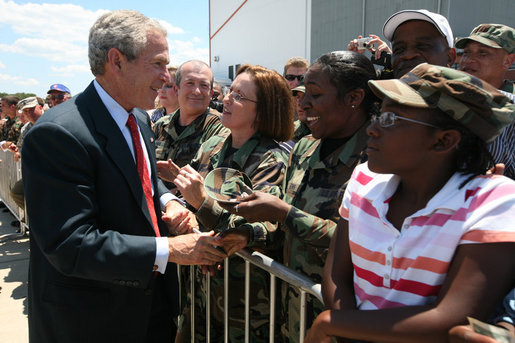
[371,112,440,128]
[228,91,257,103]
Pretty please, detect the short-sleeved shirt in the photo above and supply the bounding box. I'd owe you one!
[340,163,515,310]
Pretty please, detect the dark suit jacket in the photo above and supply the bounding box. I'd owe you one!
[22,82,179,343]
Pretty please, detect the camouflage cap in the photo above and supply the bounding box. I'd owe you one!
[17,97,38,111]
[455,24,515,54]
[368,63,515,143]
[204,168,253,204]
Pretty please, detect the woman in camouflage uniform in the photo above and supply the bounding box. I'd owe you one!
[158,64,294,342]
[220,51,379,342]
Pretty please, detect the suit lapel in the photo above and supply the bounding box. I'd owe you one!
[80,83,156,235]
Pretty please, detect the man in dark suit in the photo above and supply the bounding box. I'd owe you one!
[21,10,226,343]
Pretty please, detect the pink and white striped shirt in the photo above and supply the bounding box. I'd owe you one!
[339,163,515,310]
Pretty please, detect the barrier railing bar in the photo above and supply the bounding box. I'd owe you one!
[206,272,211,343]
[190,266,195,342]
[224,258,229,343]
[235,250,322,302]
[300,290,307,342]
[245,260,250,343]
[269,274,276,343]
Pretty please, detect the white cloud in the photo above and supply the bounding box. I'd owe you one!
[169,39,209,65]
[49,64,91,78]
[158,20,185,35]
[0,0,206,88]
[0,0,104,63]
[0,73,39,86]
[0,60,5,69]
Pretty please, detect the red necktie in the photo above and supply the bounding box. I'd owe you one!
[126,114,161,238]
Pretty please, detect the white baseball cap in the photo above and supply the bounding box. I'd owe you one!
[383,9,454,48]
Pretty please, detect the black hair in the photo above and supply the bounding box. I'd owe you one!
[430,111,495,186]
[312,51,380,116]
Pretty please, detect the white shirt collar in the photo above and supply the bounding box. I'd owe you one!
[93,79,131,130]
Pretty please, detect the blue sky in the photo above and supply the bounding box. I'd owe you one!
[0,0,209,97]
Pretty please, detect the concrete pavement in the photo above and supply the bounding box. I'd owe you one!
[0,207,29,343]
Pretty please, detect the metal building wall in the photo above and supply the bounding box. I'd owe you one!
[309,0,515,62]
[449,0,515,37]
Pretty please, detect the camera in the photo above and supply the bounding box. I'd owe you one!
[209,100,224,113]
[356,37,372,50]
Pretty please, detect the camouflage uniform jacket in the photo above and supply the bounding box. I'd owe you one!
[1,116,23,142]
[281,122,369,281]
[193,132,289,248]
[292,119,311,143]
[153,107,228,166]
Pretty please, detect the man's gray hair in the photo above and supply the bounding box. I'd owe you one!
[176,60,214,89]
[88,10,167,76]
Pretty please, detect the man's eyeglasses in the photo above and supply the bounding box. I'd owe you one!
[50,94,67,101]
[228,90,257,103]
[284,74,304,82]
[371,112,440,128]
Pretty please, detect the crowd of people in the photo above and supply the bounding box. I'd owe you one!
[0,7,513,343]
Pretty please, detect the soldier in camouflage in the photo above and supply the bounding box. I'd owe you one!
[220,51,379,342]
[153,60,228,341]
[153,59,229,189]
[291,82,311,143]
[0,95,22,144]
[158,64,294,342]
[455,23,515,178]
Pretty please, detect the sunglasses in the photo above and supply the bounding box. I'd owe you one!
[284,74,304,82]
[50,94,67,101]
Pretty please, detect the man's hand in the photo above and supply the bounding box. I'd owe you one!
[156,159,181,182]
[219,227,250,256]
[168,230,227,265]
[162,200,198,235]
[8,143,18,153]
[13,151,21,162]
[1,141,12,151]
[218,191,290,223]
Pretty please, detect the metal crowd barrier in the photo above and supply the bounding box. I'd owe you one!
[0,150,27,242]
[187,249,323,343]
[0,150,323,341]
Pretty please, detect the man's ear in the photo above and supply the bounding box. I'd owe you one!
[431,128,461,153]
[502,53,515,70]
[107,48,125,73]
[447,48,457,67]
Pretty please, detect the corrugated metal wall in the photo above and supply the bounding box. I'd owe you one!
[310,0,515,62]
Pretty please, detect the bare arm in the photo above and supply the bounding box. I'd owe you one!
[306,243,515,343]
[322,218,356,311]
